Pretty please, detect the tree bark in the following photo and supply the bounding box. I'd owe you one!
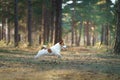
[43,1,51,44]
[54,0,62,44]
[71,10,75,46]
[14,0,19,47]
[114,0,120,54]
[101,24,109,46]
[50,0,55,43]
[86,21,91,46]
[77,22,83,46]
[91,24,96,46]
[27,0,32,46]
[5,18,9,44]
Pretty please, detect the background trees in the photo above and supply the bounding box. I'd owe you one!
[0,0,116,50]
[62,0,115,47]
[0,0,63,46]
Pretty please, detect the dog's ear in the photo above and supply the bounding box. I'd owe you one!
[59,39,63,45]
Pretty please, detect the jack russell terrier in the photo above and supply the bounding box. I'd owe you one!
[34,40,66,59]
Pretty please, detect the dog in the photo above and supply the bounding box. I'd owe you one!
[34,40,66,59]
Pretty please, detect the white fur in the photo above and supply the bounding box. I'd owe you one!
[34,43,64,59]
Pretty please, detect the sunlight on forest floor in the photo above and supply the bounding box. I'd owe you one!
[0,47,120,80]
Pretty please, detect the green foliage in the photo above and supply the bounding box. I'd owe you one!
[32,0,42,17]
[62,0,115,42]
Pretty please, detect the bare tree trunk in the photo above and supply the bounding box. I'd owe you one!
[101,24,109,46]
[83,23,86,46]
[77,22,83,46]
[1,0,6,40]
[50,0,55,44]
[91,24,96,46]
[40,1,45,45]
[43,2,51,44]
[5,18,9,43]
[86,21,91,46]
[71,10,75,46]
[1,18,5,40]
[0,24,2,40]
[71,22,75,46]
[8,22,10,44]
[27,0,32,46]
[14,0,19,47]
[43,3,47,44]
[75,29,78,46]
[101,24,105,45]
[54,0,62,44]
[39,16,42,44]
[114,0,120,54]
[105,24,109,45]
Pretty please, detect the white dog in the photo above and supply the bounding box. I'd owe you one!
[34,40,66,59]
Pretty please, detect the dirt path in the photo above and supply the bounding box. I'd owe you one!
[0,47,120,80]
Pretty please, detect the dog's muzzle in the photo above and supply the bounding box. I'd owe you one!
[62,45,67,50]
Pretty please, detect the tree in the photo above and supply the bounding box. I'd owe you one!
[101,24,109,45]
[50,0,56,43]
[14,0,19,47]
[43,0,51,44]
[54,0,62,44]
[27,0,32,46]
[62,0,114,47]
[114,0,120,54]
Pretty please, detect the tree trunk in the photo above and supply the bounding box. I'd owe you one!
[77,22,83,46]
[86,21,91,46]
[40,0,45,45]
[14,0,19,47]
[43,3,47,44]
[114,0,120,54]
[5,18,9,44]
[101,24,109,46]
[101,24,105,45]
[50,0,56,43]
[1,18,5,40]
[105,24,109,45]
[71,24,74,46]
[54,0,62,44]
[83,23,86,45]
[75,29,78,46]
[8,22,10,44]
[43,1,51,44]
[91,25,96,46]
[1,1,5,40]
[39,16,42,44]
[27,0,32,46]
[0,24,2,40]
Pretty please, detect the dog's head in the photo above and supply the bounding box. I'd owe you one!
[59,40,64,46]
[59,40,67,50]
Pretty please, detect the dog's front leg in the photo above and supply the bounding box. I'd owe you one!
[56,53,62,58]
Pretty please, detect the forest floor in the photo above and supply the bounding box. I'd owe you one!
[0,46,120,80]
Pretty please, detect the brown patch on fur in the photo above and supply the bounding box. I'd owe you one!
[47,48,52,53]
[59,40,64,45]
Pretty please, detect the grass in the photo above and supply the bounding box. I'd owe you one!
[0,47,120,80]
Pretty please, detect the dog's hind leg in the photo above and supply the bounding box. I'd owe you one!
[34,49,47,59]
[56,53,62,58]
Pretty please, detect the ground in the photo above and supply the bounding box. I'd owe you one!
[0,47,120,80]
